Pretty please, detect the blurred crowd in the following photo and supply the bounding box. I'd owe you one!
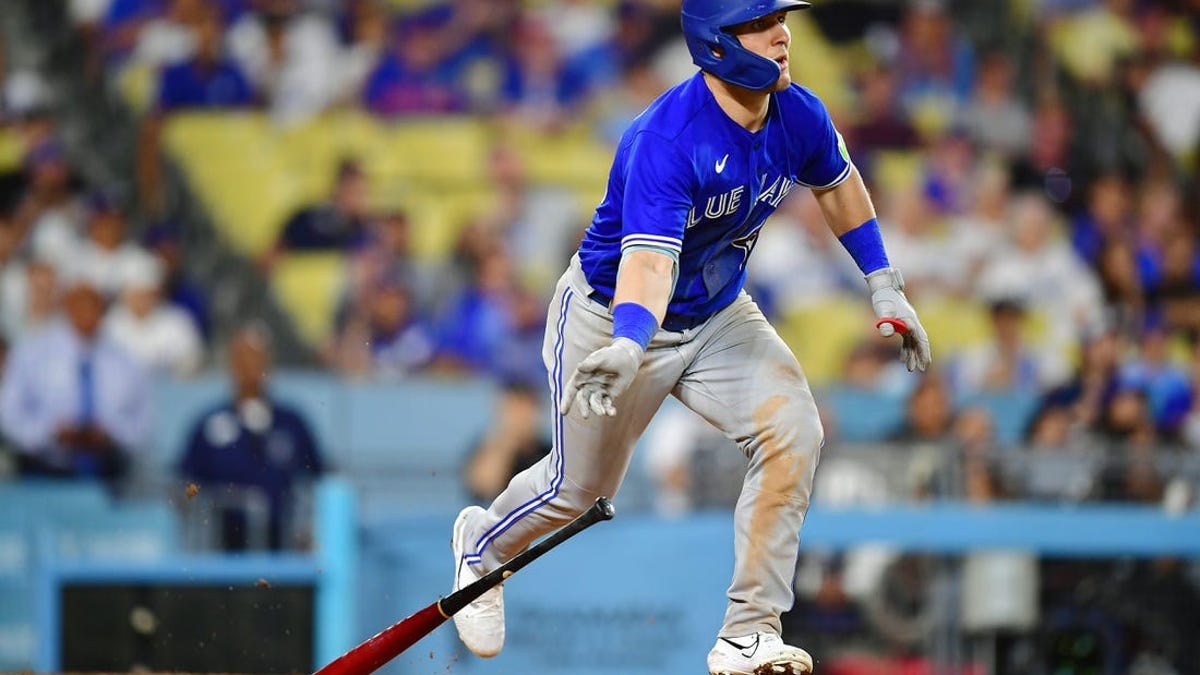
[0,0,1194,505]
[0,2,1194,671]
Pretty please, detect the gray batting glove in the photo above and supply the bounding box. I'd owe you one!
[867,267,932,372]
[559,337,645,419]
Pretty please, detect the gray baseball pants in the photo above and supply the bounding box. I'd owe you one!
[459,254,825,638]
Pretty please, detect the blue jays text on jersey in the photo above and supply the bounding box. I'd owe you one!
[578,72,852,331]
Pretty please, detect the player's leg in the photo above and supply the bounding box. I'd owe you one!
[451,259,682,656]
[462,262,682,571]
[673,293,822,674]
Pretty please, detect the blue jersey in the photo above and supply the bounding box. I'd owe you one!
[578,72,852,331]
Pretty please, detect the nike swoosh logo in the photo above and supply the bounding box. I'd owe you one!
[715,154,729,174]
[720,635,760,658]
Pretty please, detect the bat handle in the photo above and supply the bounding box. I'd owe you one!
[875,318,909,337]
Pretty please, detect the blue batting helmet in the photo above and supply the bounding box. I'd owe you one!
[681,0,811,91]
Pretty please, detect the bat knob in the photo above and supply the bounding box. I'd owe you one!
[501,570,513,579]
[595,496,616,520]
[875,318,908,337]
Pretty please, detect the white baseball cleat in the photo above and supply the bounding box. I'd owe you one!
[450,506,505,658]
[707,632,814,675]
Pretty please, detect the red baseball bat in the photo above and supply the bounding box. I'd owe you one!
[313,496,616,675]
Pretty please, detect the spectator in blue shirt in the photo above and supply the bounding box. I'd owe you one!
[327,273,434,380]
[562,0,668,103]
[0,280,151,481]
[99,0,167,67]
[179,324,323,551]
[155,6,254,112]
[139,3,255,215]
[141,220,211,337]
[433,247,526,375]
[1118,318,1192,439]
[496,17,585,126]
[362,9,468,117]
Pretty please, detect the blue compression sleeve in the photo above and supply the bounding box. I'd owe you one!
[612,302,658,350]
[837,217,890,275]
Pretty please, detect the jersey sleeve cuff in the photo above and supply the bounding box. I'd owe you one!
[620,234,683,256]
[796,161,853,190]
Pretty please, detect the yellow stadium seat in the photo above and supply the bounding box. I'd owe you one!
[776,299,874,387]
[542,139,612,191]
[165,113,314,255]
[916,297,991,358]
[274,115,346,205]
[1048,10,1139,85]
[323,109,385,166]
[0,127,24,173]
[773,295,1055,386]
[574,184,606,220]
[915,297,1056,359]
[787,12,852,118]
[509,127,613,190]
[115,61,157,116]
[270,252,347,346]
[382,0,442,10]
[402,187,502,261]
[870,150,924,193]
[367,117,491,186]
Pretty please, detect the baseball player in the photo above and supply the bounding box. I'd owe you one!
[450,1,932,673]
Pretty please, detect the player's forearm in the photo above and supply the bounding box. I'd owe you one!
[812,167,876,237]
[814,167,895,277]
[612,249,675,325]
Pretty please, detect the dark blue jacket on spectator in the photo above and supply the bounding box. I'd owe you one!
[104,0,164,27]
[278,205,368,252]
[180,399,323,550]
[157,58,254,113]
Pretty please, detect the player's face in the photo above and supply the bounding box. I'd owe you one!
[727,11,792,91]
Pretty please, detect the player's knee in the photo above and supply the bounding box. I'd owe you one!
[748,397,823,491]
[756,419,822,463]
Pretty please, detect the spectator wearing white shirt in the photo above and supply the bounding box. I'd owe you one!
[0,200,62,340]
[335,0,388,108]
[976,192,1105,351]
[0,256,60,342]
[1138,57,1200,165]
[0,281,151,479]
[14,142,86,270]
[879,185,958,299]
[945,162,1012,295]
[535,0,613,61]
[103,250,204,377]
[67,192,146,298]
[643,403,741,517]
[132,0,207,68]
[961,50,1031,159]
[227,0,343,125]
